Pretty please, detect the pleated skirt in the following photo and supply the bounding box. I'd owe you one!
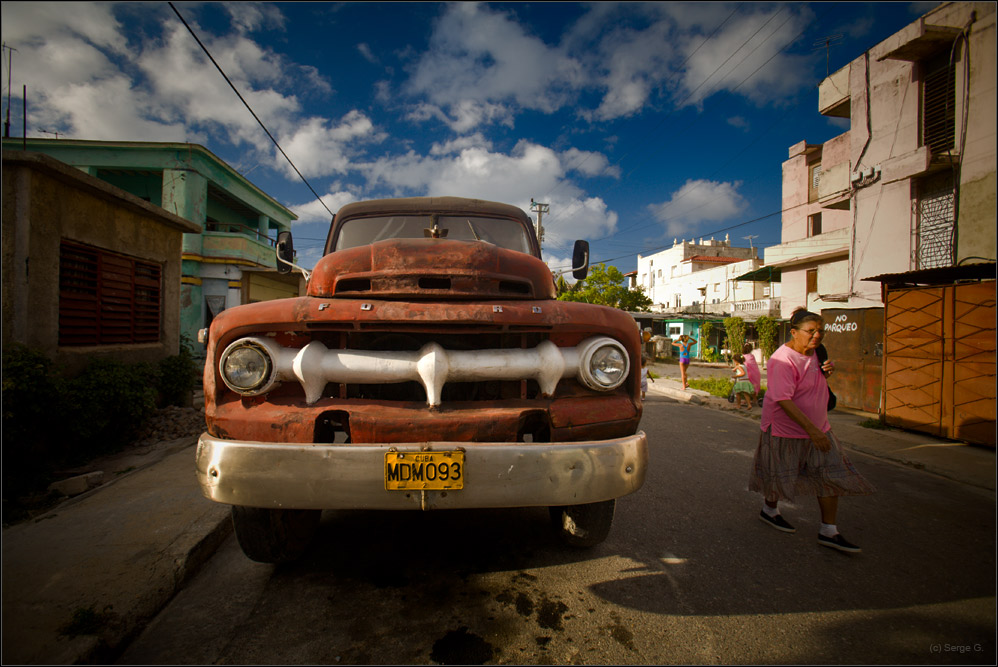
[749,427,876,503]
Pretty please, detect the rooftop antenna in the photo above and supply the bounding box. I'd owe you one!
[743,234,758,249]
[812,34,844,78]
[3,42,17,138]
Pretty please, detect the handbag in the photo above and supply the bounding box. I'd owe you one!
[815,344,837,411]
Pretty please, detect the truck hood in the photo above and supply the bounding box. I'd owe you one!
[307,238,556,300]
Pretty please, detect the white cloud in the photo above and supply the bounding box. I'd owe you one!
[648,179,748,237]
[278,110,381,179]
[357,42,378,64]
[727,116,750,131]
[290,190,357,225]
[404,3,583,122]
[429,133,493,156]
[560,148,620,179]
[675,6,813,107]
[355,139,617,248]
[587,19,675,121]
[224,2,287,34]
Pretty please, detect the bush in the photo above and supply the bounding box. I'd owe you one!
[60,357,159,460]
[157,336,200,407]
[2,344,65,497]
[723,317,747,359]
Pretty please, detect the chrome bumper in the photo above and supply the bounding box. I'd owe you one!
[195,431,647,510]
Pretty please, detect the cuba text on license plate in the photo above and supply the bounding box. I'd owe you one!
[385,451,464,490]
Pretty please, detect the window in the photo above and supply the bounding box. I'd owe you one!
[922,51,956,155]
[59,241,162,346]
[808,162,822,203]
[806,268,818,295]
[915,171,955,269]
[808,212,822,237]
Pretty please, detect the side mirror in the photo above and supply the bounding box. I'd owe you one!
[572,240,590,280]
[276,231,295,274]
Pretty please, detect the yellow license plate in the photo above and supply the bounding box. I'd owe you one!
[385,451,464,491]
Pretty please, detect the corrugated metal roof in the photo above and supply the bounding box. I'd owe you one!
[863,262,996,286]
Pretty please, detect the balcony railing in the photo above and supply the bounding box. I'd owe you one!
[204,222,276,247]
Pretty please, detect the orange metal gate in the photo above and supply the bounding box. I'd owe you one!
[884,281,996,447]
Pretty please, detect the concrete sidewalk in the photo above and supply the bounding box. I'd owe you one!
[645,376,996,492]
[1,440,231,665]
[2,386,993,664]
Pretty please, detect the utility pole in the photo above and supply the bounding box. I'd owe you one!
[530,198,549,253]
[3,42,17,139]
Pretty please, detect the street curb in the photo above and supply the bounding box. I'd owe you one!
[73,508,233,665]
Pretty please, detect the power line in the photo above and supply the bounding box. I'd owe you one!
[540,7,804,243]
[167,2,334,218]
[539,4,743,202]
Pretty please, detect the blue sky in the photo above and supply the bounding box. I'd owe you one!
[2,1,937,274]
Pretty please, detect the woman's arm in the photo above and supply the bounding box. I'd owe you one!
[776,399,831,452]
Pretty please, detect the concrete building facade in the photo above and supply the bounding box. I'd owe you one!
[768,1,996,319]
[635,236,777,317]
[2,150,201,374]
[0,139,301,350]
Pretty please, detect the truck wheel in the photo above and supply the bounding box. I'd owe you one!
[230,506,321,563]
[549,499,615,548]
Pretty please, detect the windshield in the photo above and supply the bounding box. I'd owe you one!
[334,215,533,254]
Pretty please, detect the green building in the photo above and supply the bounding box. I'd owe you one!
[2,138,298,352]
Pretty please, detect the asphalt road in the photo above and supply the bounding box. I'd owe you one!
[119,397,996,665]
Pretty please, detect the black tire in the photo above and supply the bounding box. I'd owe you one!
[549,499,615,548]
[230,506,321,563]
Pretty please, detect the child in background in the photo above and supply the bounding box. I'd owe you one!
[640,354,655,399]
[732,353,755,411]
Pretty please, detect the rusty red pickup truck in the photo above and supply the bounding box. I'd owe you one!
[196,196,648,562]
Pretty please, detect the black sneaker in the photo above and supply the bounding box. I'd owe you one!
[818,533,861,553]
[758,510,796,533]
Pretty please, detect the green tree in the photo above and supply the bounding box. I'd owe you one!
[755,315,779,360]
[723,316,747,358]
[558,263,652,312]
[700,320,714,356]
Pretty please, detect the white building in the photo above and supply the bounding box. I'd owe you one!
[634,236,781,318]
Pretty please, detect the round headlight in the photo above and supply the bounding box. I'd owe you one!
[577,337,629,391]
[220,340,273,394]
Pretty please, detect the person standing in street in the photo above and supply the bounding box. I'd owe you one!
[748,307,875,553]
[743,342,762,401]
[640,353,655,400]
[672,334,696,389]
[731,354,754,411]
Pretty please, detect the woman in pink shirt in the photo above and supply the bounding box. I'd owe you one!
[748,308,875,553]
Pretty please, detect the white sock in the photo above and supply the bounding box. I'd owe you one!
[820,523,838,538]
[762,504,780,517]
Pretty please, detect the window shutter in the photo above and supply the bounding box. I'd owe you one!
[59,241,162,346]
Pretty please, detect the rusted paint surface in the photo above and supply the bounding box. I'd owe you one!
[207,396,640,444]
[308,239,556,300]
[203,296,643,444]
[820,307,884,413]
